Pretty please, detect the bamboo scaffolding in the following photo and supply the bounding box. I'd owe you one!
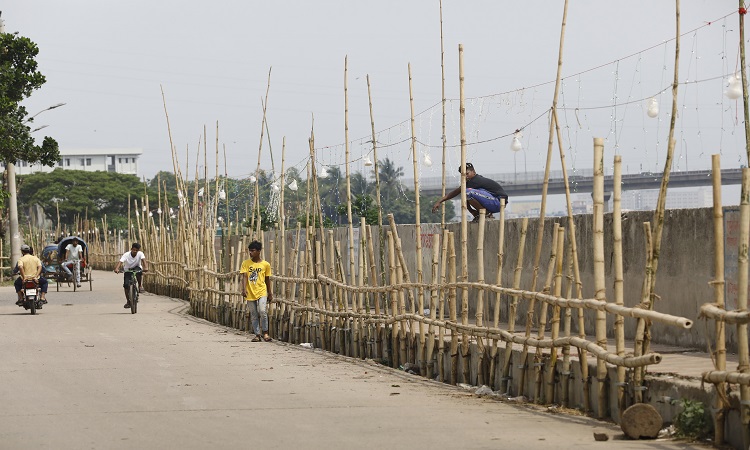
[438,0,447,229]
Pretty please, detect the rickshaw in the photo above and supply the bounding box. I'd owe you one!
[52,236,93,291]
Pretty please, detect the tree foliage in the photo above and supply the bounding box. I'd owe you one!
[18,169,144,225]
[0,32,59,167]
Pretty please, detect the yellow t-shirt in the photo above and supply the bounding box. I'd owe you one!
[18,254,41,280]
[240,258,271,301]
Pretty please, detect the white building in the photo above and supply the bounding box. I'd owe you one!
[9,148,143,176]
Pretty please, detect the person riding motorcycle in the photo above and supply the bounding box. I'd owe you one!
[14,244,48,306]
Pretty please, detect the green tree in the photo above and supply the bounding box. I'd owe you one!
[18,169,143,224]
[0,31,59,169]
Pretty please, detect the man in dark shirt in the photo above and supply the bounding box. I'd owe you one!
[431,162,508,222]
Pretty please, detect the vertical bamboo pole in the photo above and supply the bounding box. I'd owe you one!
[344,57,355,292]
[438,0,447,229]
[737,168,750,448]
[592,137,608,419]
[426,234,440,379]
[366,225,382,359]
[544,226,566,403]
[438,229,450,382]
[457,43,471,385]
[475,212,486,386]
[489,199,506,390]
[502,218,528,394]
[532,223,560,401]
[387,231,399,368]
[711,154,727,445]
[561,244,575,407]
[253,68,272,240]
[740,0,750,165]
[280,138,287,307]
[448,232,458,385]
[408,63,425,371]
[612,155,626,415]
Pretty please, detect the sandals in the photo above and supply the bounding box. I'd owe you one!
[251,335,262,342]
[263,334,272,342]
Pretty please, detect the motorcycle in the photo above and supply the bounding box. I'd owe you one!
[20,278,44,315]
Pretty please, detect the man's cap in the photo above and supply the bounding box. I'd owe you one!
[458,162,475,173]
[20,244,30,252]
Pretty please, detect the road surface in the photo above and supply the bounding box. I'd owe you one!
[0,271,706,449]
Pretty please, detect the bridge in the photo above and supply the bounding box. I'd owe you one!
[412,167,745,197]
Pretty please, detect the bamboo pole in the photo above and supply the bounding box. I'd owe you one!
[489,199,507,390]
[365,75,385,292]
[645,0,680,356]
[426,233,440,379]
[530,0,569,294]
[475,212,487,386]
[561,244,575,407]
[633,222,653,403]
[457,43,470,385]
[740,0,750,165]
[592,137,608,419]
[344,57,356,293]
[612,155,626,416]
[438,0,447,229]
[387,231,399,368]
[408,63,425,372]
[711,154,727,446]
[737,168,750,448]
[545,225,566,404]
[532,222,560,401]
[448,231,458,385]
[438,229,450,383]
[502,217,528,394]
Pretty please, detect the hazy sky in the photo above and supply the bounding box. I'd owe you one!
[3,1,747,193]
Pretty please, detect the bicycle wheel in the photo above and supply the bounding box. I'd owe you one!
[129,284,137,314]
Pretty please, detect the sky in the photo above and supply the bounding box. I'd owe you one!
[3,1,748,206]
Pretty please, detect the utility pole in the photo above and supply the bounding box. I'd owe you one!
[0,13,20,268]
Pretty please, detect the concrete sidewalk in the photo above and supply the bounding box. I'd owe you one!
[0,270,707,449]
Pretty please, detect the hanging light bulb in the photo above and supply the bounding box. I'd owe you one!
[422,151,433,167]
[647,98,659,118]
[364,155,373,167]
[289,179,298,191]
[510,132,523,152]
[249,175,257,183]
[135,211,140,217]
[319,165,328,178]
[726,73,743,100]
[219,189,226,200]
[148,212,153,217]
[271,183,280,192]
[142,205,147,212]
[157,208,162,214]
[198,187,204,197]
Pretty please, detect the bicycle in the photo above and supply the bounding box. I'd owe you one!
[116,268,143,314]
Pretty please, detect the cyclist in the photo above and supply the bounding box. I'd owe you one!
[61,237,85,288]
[14,244,48,306]
[113,242,148,309]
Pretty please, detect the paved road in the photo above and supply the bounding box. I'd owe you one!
[0,271,706,450]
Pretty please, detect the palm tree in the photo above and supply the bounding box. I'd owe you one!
[377,157,404,202]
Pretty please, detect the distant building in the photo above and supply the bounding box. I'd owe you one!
[8,148,143,176]
[621,188,711,210]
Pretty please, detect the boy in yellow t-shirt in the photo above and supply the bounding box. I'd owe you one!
[240,240,273,342]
